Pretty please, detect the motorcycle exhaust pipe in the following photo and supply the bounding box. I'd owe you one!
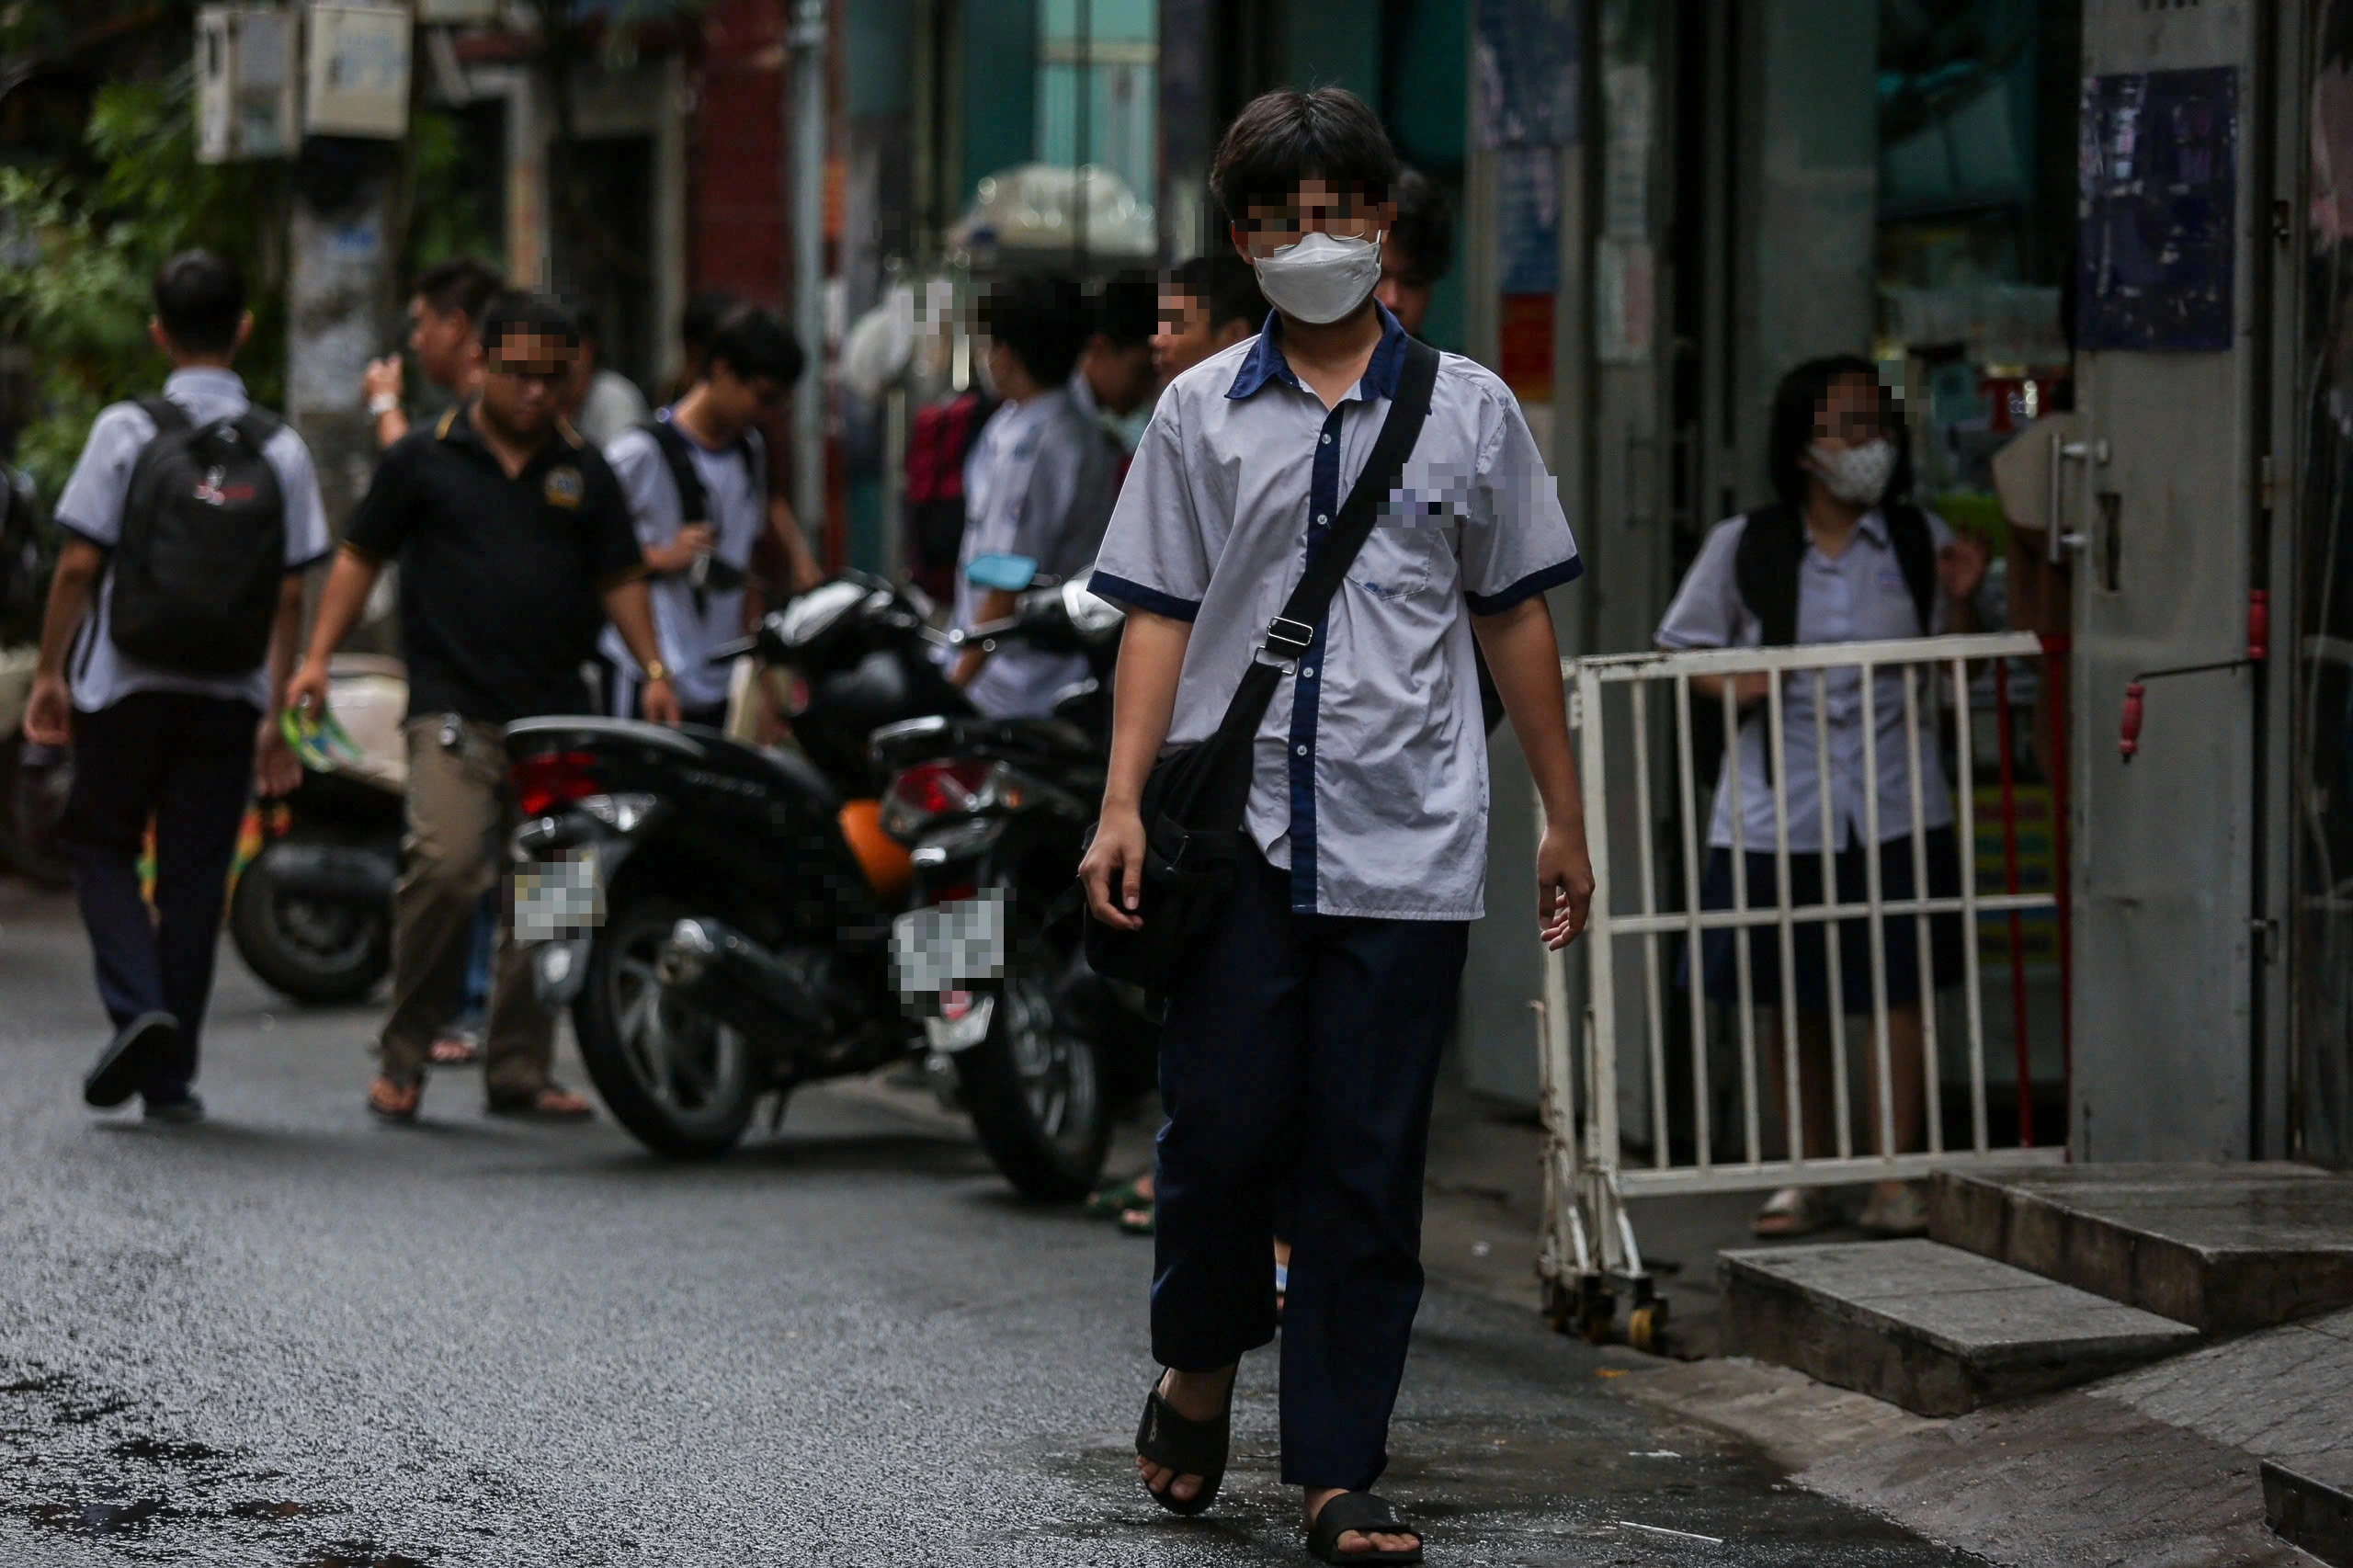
[655,917,832,1040]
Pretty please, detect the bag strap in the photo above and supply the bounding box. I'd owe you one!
[640,416,711,527]
[138,397,194,439]
[1200,335,1441,756]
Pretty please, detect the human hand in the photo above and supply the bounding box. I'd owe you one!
[21,675,70,746]
[1537,819,1595,950]
[364,356,404,405]
[1731,671,1775,709]
[1080,807,1148,931]
[1938,530,1990,605]
[641,676,683,727]
[255,719,301,799]
[283,658,332,728]
[646,524,718,574]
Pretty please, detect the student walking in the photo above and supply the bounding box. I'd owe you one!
[599,308,805,728]
[1078,89,1592,1563]
[364,256,504,451]
[25,250,332,1123]
[285,293,679,1127]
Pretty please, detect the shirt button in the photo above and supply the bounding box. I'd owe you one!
[1321,433,1333,445]
[1295,744,1309,756]
[1302,665,1315,679]
[1316,513,1329,524]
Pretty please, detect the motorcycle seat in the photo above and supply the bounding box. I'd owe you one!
[927,716,1100,763]
[689,729,843,811]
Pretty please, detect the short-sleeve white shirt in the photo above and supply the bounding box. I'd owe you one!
[597,415,766,710]
[51,368,332,713]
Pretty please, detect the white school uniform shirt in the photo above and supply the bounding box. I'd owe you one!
[949,384,1120,718]
[597,415,767,710]
[51,367,333,714]
[1654,506,1957,854]
[1091,306,1583,920]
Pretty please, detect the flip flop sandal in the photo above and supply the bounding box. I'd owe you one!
[428,1032,482,1068]
[1859,1182,1930,1237]
[1307,1492,1425,1564]
[1134,1375,1232,1517]
[368,1074,423,1125]
[1751,1186,1836,1238]
[1118,1202,1155,1237]
[1086,1176,1152,1220]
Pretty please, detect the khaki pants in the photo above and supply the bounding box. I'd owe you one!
[379,716,553,1096]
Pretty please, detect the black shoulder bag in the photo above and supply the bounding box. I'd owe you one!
[1083,335,1440,994]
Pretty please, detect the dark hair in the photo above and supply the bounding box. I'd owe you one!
[682,290,740,357]
[979,274,1089,387]
[412,256,503,324]
[1171,254,1268,334]
[1211,87,1401,221]
[477,291,580,354]
[705,307,806,388]
[1767,355,1914,511]
[1093,268,1159,349]
[153,250,245,355]
[1388,167,1455,287]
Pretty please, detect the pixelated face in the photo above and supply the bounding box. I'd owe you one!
[1230,178,1393,260]
[1154,290,1212,381]
[1810,372,1893,460]
[479,331,576,441]
[1374,256,1431,335]
[707,362,786,428]
[409,295,480,391]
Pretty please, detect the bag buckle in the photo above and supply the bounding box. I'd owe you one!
[1263,616,1314,659]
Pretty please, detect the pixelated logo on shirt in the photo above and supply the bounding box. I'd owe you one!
[1381,462,1476,528]
[544,466,585,509]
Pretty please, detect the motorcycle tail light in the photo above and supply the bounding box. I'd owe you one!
[888,759,995,824]
[512,749,601,818]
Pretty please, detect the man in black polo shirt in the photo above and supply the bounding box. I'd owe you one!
[287,293,679,1125]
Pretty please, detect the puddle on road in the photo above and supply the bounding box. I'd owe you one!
[0,1358,434,1562]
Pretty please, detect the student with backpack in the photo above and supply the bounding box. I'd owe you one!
[1654,354,1989,1241]
[599,308,805,727]
[1076,89,1592,1564]
[23,250,332,1124]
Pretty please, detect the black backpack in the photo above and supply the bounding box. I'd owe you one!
[639,417,759,608]
[1732,499,1937,643]
[109,398,287,676]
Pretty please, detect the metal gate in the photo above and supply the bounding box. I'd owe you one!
[1537,631,2072,1346]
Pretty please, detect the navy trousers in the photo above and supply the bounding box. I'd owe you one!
[1152,855,1470,1492]
[57,692,257,1101]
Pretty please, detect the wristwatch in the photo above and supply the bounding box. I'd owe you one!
[367,392,402,417]
[642,660,671,684]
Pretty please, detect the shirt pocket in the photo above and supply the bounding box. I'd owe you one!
[1348,502,1454,603]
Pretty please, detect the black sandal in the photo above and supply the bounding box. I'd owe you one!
[1133,1374,1232,1517]
[1307,1492,1425,1564]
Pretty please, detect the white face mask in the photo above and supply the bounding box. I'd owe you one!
[1810,437,1897,507]
[1252,233,1384,325]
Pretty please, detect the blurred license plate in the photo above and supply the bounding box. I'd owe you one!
[515,849,603,939]
[891,892,1006,997]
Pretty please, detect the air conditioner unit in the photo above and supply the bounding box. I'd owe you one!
[195,6,300,163]
[304,1,413,140]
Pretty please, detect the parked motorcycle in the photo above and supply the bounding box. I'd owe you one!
[229,658,406,1004]
[506,567,1141,1198]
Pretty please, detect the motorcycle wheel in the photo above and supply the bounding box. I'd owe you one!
[955,955,1111,1201]
[227,845,391,1005]
[574,894,757,1159]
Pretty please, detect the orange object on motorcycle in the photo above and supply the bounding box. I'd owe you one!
[839,799,915,900]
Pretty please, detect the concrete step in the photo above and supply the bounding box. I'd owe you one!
[1721,1238,2201,1416]
[1931,1163,2353,1334]
[2265,1459,2353,1567]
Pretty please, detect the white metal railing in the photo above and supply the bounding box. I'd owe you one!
[1536,631,2072,1344]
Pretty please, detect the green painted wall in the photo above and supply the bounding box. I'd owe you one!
[962,0,1040,202]
[848,0,915,116]
[1280,1,1380,96]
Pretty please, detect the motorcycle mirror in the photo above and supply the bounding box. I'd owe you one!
[966,553,1040,593]
[777,579,868,649]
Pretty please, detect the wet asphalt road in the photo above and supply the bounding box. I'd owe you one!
[0,881,1981,1567]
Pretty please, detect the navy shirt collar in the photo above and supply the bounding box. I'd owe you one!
[1226,302,1410,403]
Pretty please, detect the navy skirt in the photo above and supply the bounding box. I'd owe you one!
[1695,826,1966,1015]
